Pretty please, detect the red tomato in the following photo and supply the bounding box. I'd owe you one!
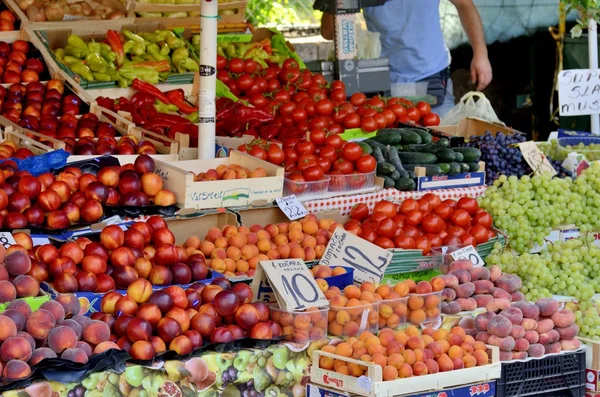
[349,203,369,221]
[433,203,452,220]
[283,59,299,70]
[414,236,432,255]
[350,92,367,107]
[442,234,461,247]
[447,226,466,236]
[442,199,457,208]
[359,229,378,243]
[380,108,396,127]
[394,235,416,249]
[312,73,327,86]
[330,89,346,104]
[228,58,244,73]
[457,197,480,215]
[459,233,477,247]
[424,234,443,247]
[406,107,421,123]
[360,117,377,133]
[421,193,442,208]
[450,209,472,228]
[302,166,324,182]
[376,217,396,239]
[295,141,315,155]
[290,108,307,123]
[405,210,423,226]
[332,159,354,174]
[422,113,441,126]
[297,154,318,171]
[374,201,398,218]
[348,173,367,190]
[392,214,405,228]
[316,157,332,173]
[473,212,492,229]
[267,144,285,165]
[284,148,298,164]
[417,199,432,213]
[325,134,344,149]
[249,94,268,109]
[328,123,343,135]
[315,99,334,116]
[309,129,326,145]
[345,223,362,235]
[373,113,387,129]
[343,113,361,129]
[415,101,431,116]
[287,172,306,194]
[341,142,363,161]
[249,146,267,161]
[374,237,395,249]
[421,214,445,234]
[319,145,337,162]
[402,225,421,238]
[372,211,388,223]
[279,68,301,84]
[331,80,345,91]
[400,199,419,214]
[368,96,385,109]
[355,155,376,173]
[469,225,490,244]
[332,109,349,124]
[216,55,227,70]
[361,218,378,231]
[388,103,407,120]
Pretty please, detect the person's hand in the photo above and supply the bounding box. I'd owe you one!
[470,53,492,91]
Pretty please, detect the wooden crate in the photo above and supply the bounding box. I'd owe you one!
[153,150,284,210]
[0,123,62,154]
[310,346,501,397]
[132,0,246,26]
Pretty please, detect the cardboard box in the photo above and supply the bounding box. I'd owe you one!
[434,117,524,138]
[165,210,239,244]
[233,206,347,227]
[154,150,284,210]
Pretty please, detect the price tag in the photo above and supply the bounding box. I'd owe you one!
[558,69,600,116]
[0,232,16,250]
[518,141,557,176]
[450,245,484,267]
[276,195,309,221]
[320,228,392,283]
[250,259,328,311]
[356,376,372,391]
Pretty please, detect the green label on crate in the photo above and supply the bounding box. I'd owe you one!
[383,269,441,283]
[217,34,252,43]
[341,128,377,141]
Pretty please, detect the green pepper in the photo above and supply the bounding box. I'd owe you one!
[186,111,198,123]
[130,56,146,63]
[132,42,146,56]
[139,32,160,43]
[217,45,225,57]
[54,48,65,61]
[172,47,189,72]
[224,43,236,58]
[67,35,89,52]
[87,42,101,54]
[147,43,170,62]
[180,57,199,72]
[123,40,135,54]
[64,45,87,59]
[93,72,112,81]
[62,55,82,65]
[70,62,94,81]
[85,53,108,73]
[192,35,200,46]
[155,99,178,113]
[167,35,185,50]
[118,67,159,84]
[155,30,176,41]
[158,42,170,55]
[143,54,155,62]
[123,30,150,46]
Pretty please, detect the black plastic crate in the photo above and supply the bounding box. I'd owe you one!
[496,350,585,397]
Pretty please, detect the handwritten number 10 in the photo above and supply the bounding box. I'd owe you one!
[281,274,319,310]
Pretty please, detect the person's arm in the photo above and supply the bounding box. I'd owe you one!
[321,11,334,40]
[450,0,492,90]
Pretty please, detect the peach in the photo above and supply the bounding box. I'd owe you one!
[544,342,561,354]
[169,335,193,355]
[412,361,428,376]
[512,301,539,319]
[29,347,57,365]
[472,280,494,294]
[5,250,31,276]
[551,310,575,328]
[488,335,515,352]
[538,330,560,345]
[487,315,512,338]
[474,312,496,332]
[527,343,544,358]
[560,339,581,351]
[488,265,502,281]
[472,294,493,308]
[442,288,456,302]
[47,326,78,354]
[61,347,88,363]
[486,298,511,313]
[3,359,31,380]
[495,274,522,293]
[522,330,539,344]
[83,320,110,345]
[26,309,54,339]
[491,288,512,301]
[511,291,525,301]
[40,300,65,323]
[440,274,459,289]
[14,275,39,298]
[425,358,439,374]
[536,319,555,334]
[469,267,490,281]
[402,350,416,365]
[521,318,538,331]
[454,282,475,299]
[514,338,529,352]
[499,351,513,361]
[397,362,412,378]
[499,307,523,325]
[475,332,490,343]
[456,298,477,311]
[415,281,433,294]
[441,301,461,315]
[449,269,471,283]
[556,323,579,340]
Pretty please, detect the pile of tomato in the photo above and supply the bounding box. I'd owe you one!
[217,55,441,141]
[345,195,495,254]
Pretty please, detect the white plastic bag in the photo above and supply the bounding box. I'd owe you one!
[440,92,504,126]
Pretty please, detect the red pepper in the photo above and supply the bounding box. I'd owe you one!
[96,97,115,111]
[131,92,156,107]
[132,79,170,105]
[106,30,124,67]
[165,89,197,114]
[152,113,192,125]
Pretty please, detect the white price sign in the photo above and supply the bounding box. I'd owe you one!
[276,195,309,221]
[450,245,484,267]
[558,69,600,116]
[518,141,557,176]
[250,259,328,311]
[0,232,16,250]
[320,228,392,283]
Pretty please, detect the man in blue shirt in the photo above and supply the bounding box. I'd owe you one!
[317,0,492,116]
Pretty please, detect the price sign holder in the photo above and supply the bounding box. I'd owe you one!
[0,232,16,250]
[250,259,328,312]
[275,195,309,221]
[450,245,484,267]
[518,141,557,176]
[320,228,392,283]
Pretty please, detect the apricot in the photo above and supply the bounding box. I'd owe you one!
[344,285,361,300]
[399,363,413,378]
[472,349,488,365]
[436,353,454,372]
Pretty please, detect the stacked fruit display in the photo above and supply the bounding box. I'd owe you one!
[470,298,580,361]
[0,240,43,302]
[97,278,279,360]
[0,10,17,32]
[184,214,340,277]
[194,165,268,181]
[0,142,35,160]
[344,196,494,253]
[0,41,45,85]
[318,326,490,379]
[439,260,524,315]
[0,293,120,382]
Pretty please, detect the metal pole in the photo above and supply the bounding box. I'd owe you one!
[198,0,218,158]
[589,18,599,134]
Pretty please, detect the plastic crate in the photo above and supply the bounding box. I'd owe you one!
[496,350,585,397]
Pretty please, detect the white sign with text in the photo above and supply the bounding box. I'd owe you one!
[558,69,600,116]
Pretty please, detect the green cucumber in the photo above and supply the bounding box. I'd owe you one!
[414,129,433,143]
[399,152,437,164]
[371,129,401,145]
[377,162,396,175]
[452,147,481,162]
[454,152,464,162]
[358,142,372,155]
[436,148,456,162]
[398,130,422,144]
[468,162,480,172]
[365,139,388,151]
[382,176,396,188]
[395,178,416,191]
[390,170,401,180]
[437,163,451,174]
[404,164,444,176]
[372,146,386,164]
[407,170,416,178]
[436,138,450,147]
[459,163,470,173]
[388,147,409,178]
[404,143,447,154]
[448,162,461,175]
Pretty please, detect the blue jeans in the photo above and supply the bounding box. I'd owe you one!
[431,78,455,118]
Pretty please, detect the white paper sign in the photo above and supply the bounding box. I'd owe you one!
[0,232,16,250]
[558,69,600,116]
[276,195,309,221]
[251,259,328,311]
[450,245,484,267]
[320,228,392,283]
[518,141,557,176]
